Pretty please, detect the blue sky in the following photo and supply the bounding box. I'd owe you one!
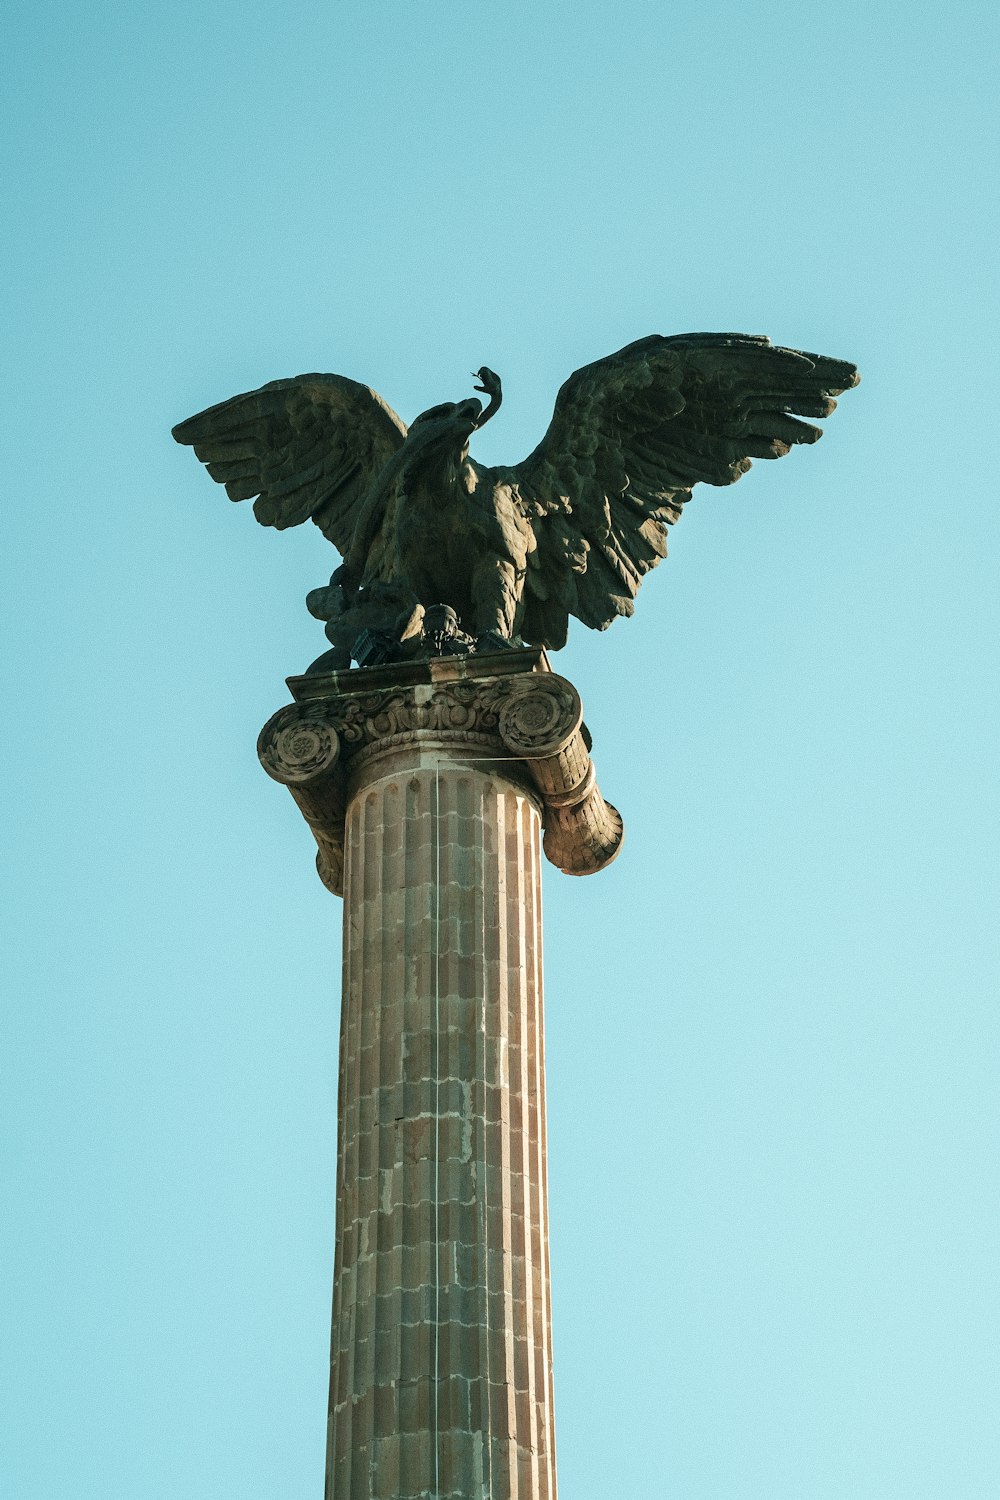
[3,2,998,1497]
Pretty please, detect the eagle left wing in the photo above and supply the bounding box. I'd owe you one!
[172,373,407,558]
[509,333,859,649]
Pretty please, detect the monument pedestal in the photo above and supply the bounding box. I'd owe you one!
[258,650,622,1500]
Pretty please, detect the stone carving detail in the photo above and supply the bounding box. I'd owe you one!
[332,680,505,745]
[497,678,623,877]
[174,337,857,665]
[258,703,347,895]
[542,787,624,878]
[498,677,582,758]
[275,674,559,758]
[258,703,341,784]
[258,658,623,890]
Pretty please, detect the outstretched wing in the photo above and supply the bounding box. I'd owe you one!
[172,374,407,556]
[511,333,859,648]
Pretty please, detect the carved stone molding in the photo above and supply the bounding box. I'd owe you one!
[330,678,509,748]
[258,653,623,891]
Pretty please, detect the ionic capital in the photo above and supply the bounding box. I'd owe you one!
[258,649,623,891]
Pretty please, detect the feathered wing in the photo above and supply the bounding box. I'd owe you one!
[172,373,407,556]
[510,333,859,648]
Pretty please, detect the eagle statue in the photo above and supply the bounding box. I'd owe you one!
[173,333,858,669]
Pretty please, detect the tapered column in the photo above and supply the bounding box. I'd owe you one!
[257,650,622,1500]
[328,742,554,1500]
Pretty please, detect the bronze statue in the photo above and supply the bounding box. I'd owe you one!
[173,333,858,669]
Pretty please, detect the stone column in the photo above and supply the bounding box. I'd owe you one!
[258,651,622,1500]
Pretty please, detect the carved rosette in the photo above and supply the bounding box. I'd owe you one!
[259,703,341,783]
[497,675,583,759]
[258,703,346,895]
[258,655,623,891]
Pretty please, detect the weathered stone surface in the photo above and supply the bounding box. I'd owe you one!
[256,652,627,1498]
[258,650,623,891]
[326,737,556,1500]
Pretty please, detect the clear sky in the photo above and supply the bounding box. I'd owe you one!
[3,2,998,1497]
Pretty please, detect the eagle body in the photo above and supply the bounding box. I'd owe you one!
[341,399,535,638]
[173,334,858,663]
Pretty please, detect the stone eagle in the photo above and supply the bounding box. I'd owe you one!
[173,333,858,666]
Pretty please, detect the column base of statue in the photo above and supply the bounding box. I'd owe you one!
[258,649,622,1500]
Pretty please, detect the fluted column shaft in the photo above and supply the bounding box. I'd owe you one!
[258,652,621,1499]
[327,738,557,1500]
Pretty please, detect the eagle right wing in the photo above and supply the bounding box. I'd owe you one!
[510,334,859,648]
[172,373,407,557]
